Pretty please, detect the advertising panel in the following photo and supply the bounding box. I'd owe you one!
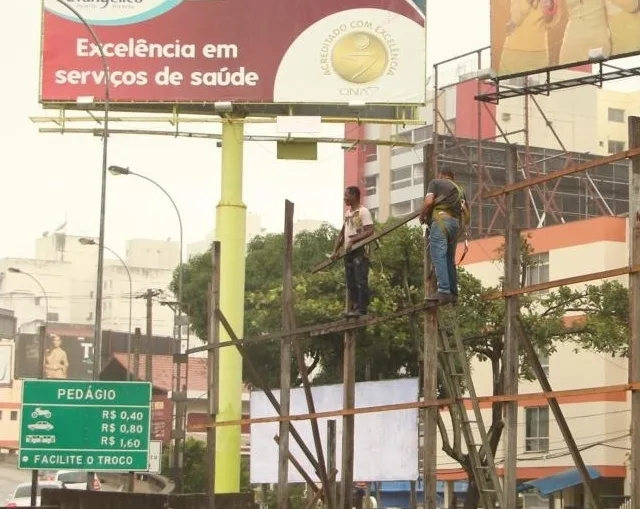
[491,0,640,78]
[40,0,426,105]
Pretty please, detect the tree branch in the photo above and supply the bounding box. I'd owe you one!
[437,412,465,464]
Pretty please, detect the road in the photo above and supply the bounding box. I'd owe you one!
[0,463,31,503]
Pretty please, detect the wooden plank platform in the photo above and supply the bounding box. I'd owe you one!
[187,299,443,354]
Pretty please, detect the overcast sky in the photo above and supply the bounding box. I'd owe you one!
[1,0,638,261]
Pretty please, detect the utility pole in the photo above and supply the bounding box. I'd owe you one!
[137,289,161,382]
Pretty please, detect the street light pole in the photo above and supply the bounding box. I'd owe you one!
[54,0,110,383]
[8,268,48,507]
[53,2,110,492]
[79,238,133,381]
[108,165,185,488]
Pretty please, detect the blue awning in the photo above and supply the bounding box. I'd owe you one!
[517,467,602,496]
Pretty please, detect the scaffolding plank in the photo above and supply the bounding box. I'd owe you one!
[189,382,640,430]
[186,299,442,354]
[483,264,640,300]
[483,148,640,198]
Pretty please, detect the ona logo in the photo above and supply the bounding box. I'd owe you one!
[45,0,183,26]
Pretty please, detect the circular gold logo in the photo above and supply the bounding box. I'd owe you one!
[330,31,389,84]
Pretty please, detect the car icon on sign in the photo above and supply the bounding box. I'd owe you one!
[28,421,54,431]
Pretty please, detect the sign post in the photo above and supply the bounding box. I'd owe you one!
[19,380,152,471]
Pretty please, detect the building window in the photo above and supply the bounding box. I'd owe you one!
[391,166,412,190]
[0,410,3,419]
[608,107,625,123]
[525,406,549,452]
[10,411,17,421]
[525,252,549,292]
[364,175,378,196]
[369,208,379,221]
[608,140,625,154]
[391,131,413,156]
[34,297,41,306]
[413,165,424,186]
[535,347,550,377]
[47,312,59,322]
[391,200,412,216]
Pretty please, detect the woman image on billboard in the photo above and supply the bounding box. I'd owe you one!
[44,334,69,379]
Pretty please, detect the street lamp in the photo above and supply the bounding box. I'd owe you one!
[54,0,110,386]
[108,165,183,324]
[79,238,133,381]
[53,0,110,494]
[108,164,185,488]
[8,267,49,506]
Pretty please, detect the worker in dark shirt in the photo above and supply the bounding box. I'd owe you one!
[418,169,470,305]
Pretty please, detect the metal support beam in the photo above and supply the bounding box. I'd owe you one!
[628,116,640,509]
[503,145,519,509]
[422,144,438,509]
[514,317,603,509]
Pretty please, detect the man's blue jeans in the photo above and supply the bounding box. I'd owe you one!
[429,215,460,295]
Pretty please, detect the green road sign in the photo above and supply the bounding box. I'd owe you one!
[19,380,152,471]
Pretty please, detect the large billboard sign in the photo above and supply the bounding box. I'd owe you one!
[491,0,640,79]
[40,0,426,105]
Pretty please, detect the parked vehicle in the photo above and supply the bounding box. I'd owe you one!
[4,481,63,507]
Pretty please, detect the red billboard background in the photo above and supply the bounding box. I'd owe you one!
[40,0,425,105]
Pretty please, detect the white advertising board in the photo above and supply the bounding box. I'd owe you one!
[250,378,419,483]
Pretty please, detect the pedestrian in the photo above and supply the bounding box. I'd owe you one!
[418,169,470,305]
[331,186,375,318]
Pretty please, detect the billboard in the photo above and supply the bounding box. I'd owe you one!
[491,0,640,78]
[40,0,426,105]
[14,330,173,380]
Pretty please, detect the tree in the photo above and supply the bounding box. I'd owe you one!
[173,222,624,509]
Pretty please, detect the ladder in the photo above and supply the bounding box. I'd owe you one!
[436,310,504,509]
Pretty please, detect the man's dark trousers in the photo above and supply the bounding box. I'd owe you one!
[344,248,370,314]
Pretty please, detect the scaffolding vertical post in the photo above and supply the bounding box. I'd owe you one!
[503,144,519,509]
[327,419,338,509]
[340,328,356,509]
[278,200,294,509]
[422,143,438,509]
[628,116,640,509]
[207,241,221,509]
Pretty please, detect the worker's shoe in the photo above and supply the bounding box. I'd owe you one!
[425,292,455,305]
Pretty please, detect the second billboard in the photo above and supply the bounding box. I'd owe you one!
[492,0,640,78]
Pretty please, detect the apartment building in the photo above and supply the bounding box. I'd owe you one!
[0,232,180,338]
[345,68,640,227]
[434,216,630,507]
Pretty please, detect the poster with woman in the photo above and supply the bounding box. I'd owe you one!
[492,0,640,78]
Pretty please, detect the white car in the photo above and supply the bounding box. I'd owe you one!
[53,471,88,490]
[27,421,53,432]
[4,481,63,507]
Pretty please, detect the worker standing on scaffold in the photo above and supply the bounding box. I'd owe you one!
[331,186,375,318]
[418,169,470,305]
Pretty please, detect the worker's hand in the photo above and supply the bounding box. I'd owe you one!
[506,20,516,35]
[418,213,427,225]
[330,250,339,260]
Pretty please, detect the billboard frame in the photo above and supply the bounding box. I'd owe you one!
[476,58,640,103]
